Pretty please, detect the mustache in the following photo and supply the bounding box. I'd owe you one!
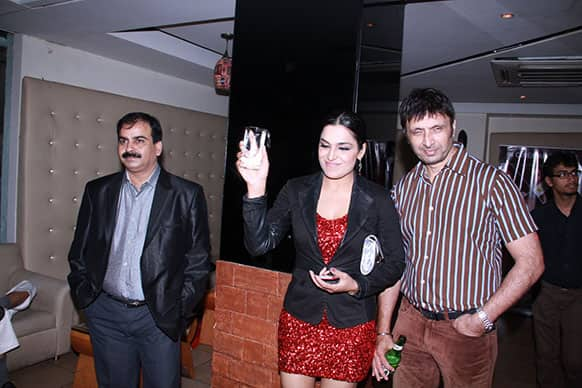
[122,151,142,159]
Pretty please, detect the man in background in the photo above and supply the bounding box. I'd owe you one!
[68,112,212,388]
[532,151,582,388]
[372,88,544,387]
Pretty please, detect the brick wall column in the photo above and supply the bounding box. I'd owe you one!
[212,261,291,387]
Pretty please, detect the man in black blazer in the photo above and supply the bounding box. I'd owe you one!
[68,112,211,388]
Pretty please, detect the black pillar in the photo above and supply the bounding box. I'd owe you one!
[220,0,363,272]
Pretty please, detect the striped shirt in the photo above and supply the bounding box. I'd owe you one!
[391,144,537,312]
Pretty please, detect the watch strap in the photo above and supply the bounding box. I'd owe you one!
[476,308,495,333]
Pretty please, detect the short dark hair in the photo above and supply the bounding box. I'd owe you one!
[323,111,367,149]
[116,112,163,143]
[543,151,579,178]
[399,88,455,130]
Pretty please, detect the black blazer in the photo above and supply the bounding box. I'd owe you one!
[243,173,405,328]
[67,168,212,341]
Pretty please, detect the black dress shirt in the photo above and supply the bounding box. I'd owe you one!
[532,195,582,289]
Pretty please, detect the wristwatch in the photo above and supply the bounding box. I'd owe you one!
[476,308,495,333]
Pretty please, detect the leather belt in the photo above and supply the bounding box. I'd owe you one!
[104,292,146,308]
[417,306,477,321]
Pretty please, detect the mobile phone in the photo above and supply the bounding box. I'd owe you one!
[320,273,339,284]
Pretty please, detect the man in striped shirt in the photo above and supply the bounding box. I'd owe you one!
[372,88,544,387]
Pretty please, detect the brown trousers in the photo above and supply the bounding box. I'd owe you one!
[393,298,497,388]
[533,281,582,388]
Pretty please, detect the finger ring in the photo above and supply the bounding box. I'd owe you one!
[383,367,390,376]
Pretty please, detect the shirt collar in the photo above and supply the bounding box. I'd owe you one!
[413,142,469,180]
[123,163,161,190]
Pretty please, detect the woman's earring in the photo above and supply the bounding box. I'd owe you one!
[357,159,362,175]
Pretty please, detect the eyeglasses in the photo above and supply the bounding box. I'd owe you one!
[551,170,581,179]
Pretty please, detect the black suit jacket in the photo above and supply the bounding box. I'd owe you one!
[67,168,211,341]
[243,173,405,328]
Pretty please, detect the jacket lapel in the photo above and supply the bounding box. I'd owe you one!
[337,176,373,252]
[143,169,172,249]
[103,173,123,244]
[299,174,322,249]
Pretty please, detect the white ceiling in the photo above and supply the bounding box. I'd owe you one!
[399,0,582,104]
[1,0,581,104]
[0,0,235,86]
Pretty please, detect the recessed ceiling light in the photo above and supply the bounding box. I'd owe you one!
[520,95,527,100]
[366,22,375,28]
[500,12,514,19]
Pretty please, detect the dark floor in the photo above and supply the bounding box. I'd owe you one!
[9,313,535,387]
[9,344,212,388]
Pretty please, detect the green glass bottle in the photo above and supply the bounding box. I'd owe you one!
[385,335,407,373]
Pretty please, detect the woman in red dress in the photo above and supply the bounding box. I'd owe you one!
[237,112,405,387]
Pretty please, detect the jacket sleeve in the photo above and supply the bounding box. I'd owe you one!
[352,194,405,298]
[67,184,95,309]
[242,182,293,256]
[181,185,212,321]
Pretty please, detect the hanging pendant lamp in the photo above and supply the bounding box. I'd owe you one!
[214,33,234,96]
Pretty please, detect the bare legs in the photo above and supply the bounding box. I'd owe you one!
[280,372,357,388]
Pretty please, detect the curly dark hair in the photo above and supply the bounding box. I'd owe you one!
[399,88,455,130]
[542,151,579,178]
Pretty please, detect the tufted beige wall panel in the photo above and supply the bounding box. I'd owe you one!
[18,77,227,280]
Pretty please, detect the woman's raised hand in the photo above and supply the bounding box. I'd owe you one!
[236,130,269,197]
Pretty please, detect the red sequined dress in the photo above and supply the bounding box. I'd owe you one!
[278,213,376,382]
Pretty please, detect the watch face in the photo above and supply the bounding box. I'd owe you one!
[484,323,496,333]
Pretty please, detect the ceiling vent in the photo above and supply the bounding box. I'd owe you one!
[491,57,582,87]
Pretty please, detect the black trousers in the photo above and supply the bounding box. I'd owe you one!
[533,281,582,388]
[84,293,180,388]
